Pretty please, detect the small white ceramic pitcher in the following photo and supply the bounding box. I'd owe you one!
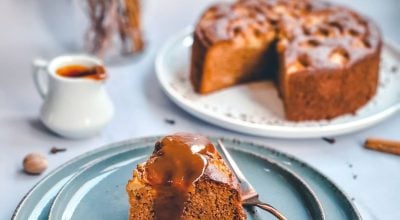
[32,55,114,139]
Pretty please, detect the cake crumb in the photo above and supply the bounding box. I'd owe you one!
[50,146,66,154]
[245,206,256,214]
[232,139,241,144]
[164,118,176,125]
[322,137,336,144]
[391,65,398,73]
[352,174,358,180]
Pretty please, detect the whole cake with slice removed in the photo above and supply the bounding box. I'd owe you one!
[190,0,382,121]
[126,133,246,219]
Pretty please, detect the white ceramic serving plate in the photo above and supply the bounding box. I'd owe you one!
[156,27,400,138]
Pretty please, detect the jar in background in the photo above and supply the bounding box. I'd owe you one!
[83,0,144,62]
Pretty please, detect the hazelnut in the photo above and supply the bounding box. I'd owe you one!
[23,153,48,175]
[329,48,349,66]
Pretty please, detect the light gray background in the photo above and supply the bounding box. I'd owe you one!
[0,0,399,219]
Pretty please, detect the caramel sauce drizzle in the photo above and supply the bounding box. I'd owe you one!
[144,133,215,220]
[56,65,106,80]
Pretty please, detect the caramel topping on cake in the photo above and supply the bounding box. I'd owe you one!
[143,133,216,220]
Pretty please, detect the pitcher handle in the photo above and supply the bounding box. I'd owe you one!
[32,58,49,99]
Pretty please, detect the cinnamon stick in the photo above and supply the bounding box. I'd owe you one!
[85,0,117,57]
[118,0,144,53]
[364,138,400,156]
[85,0,144,57]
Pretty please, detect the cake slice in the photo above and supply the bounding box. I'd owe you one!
[126,133,246,219]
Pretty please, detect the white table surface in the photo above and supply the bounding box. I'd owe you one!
[1,0,399,219]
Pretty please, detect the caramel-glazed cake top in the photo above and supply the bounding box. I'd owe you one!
[196,0,381,71]
[195,2,275,47]
[140,133,238,187]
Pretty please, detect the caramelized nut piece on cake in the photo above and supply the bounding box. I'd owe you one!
[352,38,371,49]
[300,39,320,48]
[287,62,304,74]
[277,39,288,52]
[348,29,360,37]
[287,62,302,74]
[274,5,287,14]
[287,54,311,73]
[316,27,332,38]
[328,21,344,33]
[304,15,323,27]
[329,48,350,66]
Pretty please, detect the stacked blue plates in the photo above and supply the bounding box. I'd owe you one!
[12,136,360,220]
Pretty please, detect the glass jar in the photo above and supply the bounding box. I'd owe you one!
[82,0,145,62]
[40,0,145,64]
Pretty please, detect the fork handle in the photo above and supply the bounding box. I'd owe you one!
[253,202,287,220]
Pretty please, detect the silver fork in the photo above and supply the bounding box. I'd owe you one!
[217,140,287,220]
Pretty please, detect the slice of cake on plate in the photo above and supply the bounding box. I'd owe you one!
[126,133,246,219]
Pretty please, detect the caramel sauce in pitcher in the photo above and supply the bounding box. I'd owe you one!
[56,65,106,80]
[143,133,216,220]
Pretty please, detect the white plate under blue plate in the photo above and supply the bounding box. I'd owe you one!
[13,136,359,220]
[155,27,400,138]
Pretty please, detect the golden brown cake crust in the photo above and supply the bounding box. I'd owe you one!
[191,0,382,121]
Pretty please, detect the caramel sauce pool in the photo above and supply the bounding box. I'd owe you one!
[144,133,216,220]
[56,65,106,80]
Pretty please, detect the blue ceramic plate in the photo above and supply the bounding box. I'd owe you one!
[49,144,324,220]
[13,137,360,220]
